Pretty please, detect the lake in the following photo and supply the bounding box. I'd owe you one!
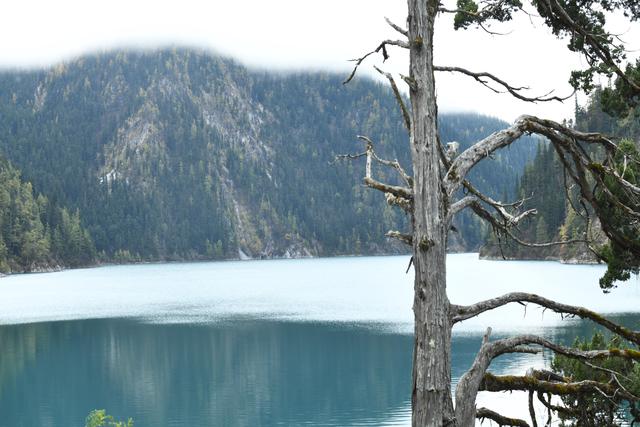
[0,253,638,426]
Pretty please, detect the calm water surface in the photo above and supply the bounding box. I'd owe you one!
[0,254,638,426]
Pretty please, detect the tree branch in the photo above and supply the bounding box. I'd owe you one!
[444,117,528,196]
[373,66,411,132]
[363,178,413,200]
[447,195,477,218]
[589,161,640,197]
[526,118,640,261]
[536,391,577,418]
[386,230,413,246]
[384,17,408,37]
[451,292,640,345]
[343,40,409,85]
[476,407,530,427]
[445,114,619,197]
[528,391,538,427]
[454,328,550,424]
[469,201,589,248]
[491,334,640,362]
[434,65,573,103]
[453,327,638,424]
[447,193,537,228]
[539,0,640,93]
[480,372,640,402]
[336,136,414,204]
[357,135,413,187]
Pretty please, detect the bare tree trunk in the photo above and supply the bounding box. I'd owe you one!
[407,0,453,425]
[344,2,640,425]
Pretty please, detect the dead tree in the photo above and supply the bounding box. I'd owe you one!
[342,0,640,425]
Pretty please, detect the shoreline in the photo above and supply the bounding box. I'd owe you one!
[0,251,409,276]
[478,253,602,265]
[0,249,602,277]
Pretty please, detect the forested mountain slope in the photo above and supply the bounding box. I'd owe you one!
[481,90,640,263]
[0,49,537,266]
[0,158,94,272]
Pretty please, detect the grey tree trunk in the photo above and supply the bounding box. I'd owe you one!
[343,2,640,425]
[407,0,454,425]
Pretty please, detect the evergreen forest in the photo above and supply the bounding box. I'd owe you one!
[0,49,539,271]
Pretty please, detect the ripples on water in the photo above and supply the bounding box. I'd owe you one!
[0,254,637,426]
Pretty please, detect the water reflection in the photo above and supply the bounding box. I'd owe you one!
[0,253,637,426]
[0,319,413,427]
[2,315,638,427]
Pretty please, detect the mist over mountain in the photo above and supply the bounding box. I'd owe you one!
[0,49,538,269]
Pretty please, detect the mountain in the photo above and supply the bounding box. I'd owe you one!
[0,49,537,266]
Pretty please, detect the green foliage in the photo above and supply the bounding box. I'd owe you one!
[454,0,479,29]
[535,215,549,242]
[531,0,640,93]
[0,158,94,272]
[453,0,640,97]
[601,60,640,117]
[595,139,640,291]
[502,89,640,289]
[52,208,96,267]
[85,409,133,427]
[453,0,522,30]
[552,333,640,425]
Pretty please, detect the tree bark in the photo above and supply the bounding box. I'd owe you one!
[407,0,453,425]
[342,2,640,425]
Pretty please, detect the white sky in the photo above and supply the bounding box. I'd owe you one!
[0,0,638,122]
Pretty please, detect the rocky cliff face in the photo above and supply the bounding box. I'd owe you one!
[98,54,329,259]
[0,49,536,261]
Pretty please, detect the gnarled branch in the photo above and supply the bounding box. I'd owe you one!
[384,17,408,37]
[373,66,411,132]
[454,328,553,425]
[447,195,478,220]
[447,194,537,227]
[451,292,640,345]
[336,136,414,204]
[444,114,618,197]
[480,372,640,402]
[476,407,530,427]
[443,114,640,263]
[444,117,528,196]
[343,40,409,85]
[386,230,413,246]
[469,200,589,249]
[357,135,413,187]
[434,65,573,103]
[458,328,640,425]
[363,177,412,200]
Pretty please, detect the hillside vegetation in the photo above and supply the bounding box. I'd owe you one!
[481,90,640,267]
[0,49,538,269]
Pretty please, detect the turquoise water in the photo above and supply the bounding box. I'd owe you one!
[0,254,637,426]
